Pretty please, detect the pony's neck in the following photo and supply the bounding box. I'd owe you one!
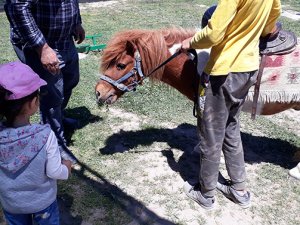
[140,28,197,79]
[157,48,210,101]
[160,54,199,101]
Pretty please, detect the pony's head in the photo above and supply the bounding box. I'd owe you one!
[95,29,169,105]
[95,40,138,105]
[95,28,196,105]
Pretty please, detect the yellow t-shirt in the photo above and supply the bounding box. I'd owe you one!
[190,0,281,75]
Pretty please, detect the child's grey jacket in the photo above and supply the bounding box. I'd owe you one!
[0,124,56,214]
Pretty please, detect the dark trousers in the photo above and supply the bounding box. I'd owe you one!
[198,71,257,196]
[13,42,79,156]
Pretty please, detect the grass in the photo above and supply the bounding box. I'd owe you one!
[1,1,300,225]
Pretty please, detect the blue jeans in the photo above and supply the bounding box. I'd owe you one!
[13,42,79,162]
[3,200,60,225]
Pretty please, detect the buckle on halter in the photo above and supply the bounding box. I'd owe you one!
[116,83,127,92]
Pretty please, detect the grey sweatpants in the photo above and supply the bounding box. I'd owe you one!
[197,71,258,197]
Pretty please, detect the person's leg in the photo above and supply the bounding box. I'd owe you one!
[13,45,64,136]
[192,73,210,156]
[198,75,229,197]
[3,210,32,225]
[217,71,257,208]
[33,200,60,225]
[223,109,245,188]
[222,71,257,189]
[59,43,80,129]
[13,44,76,162]
[60,43,80,110]
[184,75,229,210]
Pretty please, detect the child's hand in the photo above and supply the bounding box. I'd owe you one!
[181,37,193,53]
[62,160,72,174]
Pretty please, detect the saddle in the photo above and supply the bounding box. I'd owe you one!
[251,23,298,119]
[259,23,298,55]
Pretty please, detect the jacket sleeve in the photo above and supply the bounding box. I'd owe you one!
[4,0,46,48]
[76,0,82,25]
[45,131,69,180]
[261,0,281,37]
[190,0,239,49]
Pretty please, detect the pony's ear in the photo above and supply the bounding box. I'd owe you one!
[125,41,136,56]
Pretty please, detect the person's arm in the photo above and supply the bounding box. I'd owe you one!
[261,0,281,37]
[5,0,61,75]
[4,0,46,48]
[76,0,82,25]
[45,131,71,180]
[73,0,85,44]
[73,24,85,44]
[190,0,239,49]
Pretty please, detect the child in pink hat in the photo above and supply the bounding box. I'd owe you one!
[0,61,72,225]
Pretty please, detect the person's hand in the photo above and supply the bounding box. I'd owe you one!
[181,37,193,53]
[36,43,61,75]
[62,159,72,175]
[73,24,85,44]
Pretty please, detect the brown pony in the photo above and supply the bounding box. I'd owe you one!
[95,27,300,115]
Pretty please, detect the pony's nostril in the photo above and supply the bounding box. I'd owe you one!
[96,91,101,98]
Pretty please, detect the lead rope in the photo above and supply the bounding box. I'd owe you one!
[145,50,183,77]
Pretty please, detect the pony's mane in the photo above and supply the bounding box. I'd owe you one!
[161,27,196,48]
[101,27,196,80]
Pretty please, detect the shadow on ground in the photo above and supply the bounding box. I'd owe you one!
[99,123,299,182]
[58,161,179,225]
[0,161,177,225]
[58,194,83,225]
[0,106,176,225]
[64,106,102,145]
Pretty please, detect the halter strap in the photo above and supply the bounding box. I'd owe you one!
[99,49,182,92]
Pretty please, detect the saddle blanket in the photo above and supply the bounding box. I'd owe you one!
[246,42,300,103]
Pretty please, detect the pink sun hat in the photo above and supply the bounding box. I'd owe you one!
[0,61,47,100]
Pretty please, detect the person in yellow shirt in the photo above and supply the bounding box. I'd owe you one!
[181,0,281,210]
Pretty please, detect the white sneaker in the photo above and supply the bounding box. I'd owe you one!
[289,163,300,180]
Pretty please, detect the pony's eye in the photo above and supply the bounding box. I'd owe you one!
[116,63,126,70]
